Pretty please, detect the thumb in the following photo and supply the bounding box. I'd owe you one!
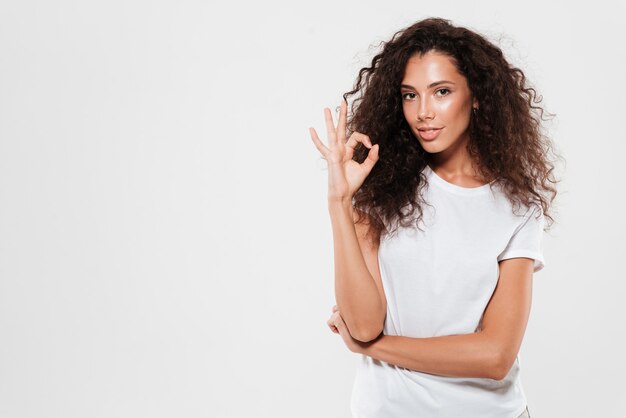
[360,144,379,174]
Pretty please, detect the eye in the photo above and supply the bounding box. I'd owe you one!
[401,92,416,100]
[435,88,451,96]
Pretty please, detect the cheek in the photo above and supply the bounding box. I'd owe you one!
[435,99,470,123]
[402,106,414,125]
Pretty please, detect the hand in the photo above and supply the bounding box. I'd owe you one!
[326,304,366,354]
[309,100,380,202]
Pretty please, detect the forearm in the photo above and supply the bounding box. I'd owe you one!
[328,199,384,341]
[356,331,503,380]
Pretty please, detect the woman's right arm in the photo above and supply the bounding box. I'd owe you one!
[329,199,387,343]
[309,100,384,343]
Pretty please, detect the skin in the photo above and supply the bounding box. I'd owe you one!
[400,50,487,186]
[327,255,533,380]
[319,50,535,380]
[309,100,385,342]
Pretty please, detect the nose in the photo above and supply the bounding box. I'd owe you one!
[416,97,434,121]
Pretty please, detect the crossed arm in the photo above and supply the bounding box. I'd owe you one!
[330,255,534,381]
[328,201,535,381]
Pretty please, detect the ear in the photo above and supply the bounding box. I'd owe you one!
[472,98,479,109]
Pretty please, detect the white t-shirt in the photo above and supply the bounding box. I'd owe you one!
[351,164,546,418]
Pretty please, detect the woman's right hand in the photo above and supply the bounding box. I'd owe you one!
[309,100,380,202]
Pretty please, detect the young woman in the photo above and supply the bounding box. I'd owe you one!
[309,17,560,418]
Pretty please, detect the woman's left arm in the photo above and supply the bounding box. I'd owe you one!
[329,257,534,381]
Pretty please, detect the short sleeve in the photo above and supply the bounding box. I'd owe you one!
[497,205,546,273]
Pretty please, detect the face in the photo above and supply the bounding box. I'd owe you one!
[400,50,478,157]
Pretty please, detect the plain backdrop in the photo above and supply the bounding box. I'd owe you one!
[1,1,624,417]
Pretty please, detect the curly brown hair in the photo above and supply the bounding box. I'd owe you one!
[345,17,562,245]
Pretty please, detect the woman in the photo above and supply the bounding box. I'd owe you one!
[309,17,560,418]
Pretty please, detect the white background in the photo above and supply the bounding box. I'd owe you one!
[1,1,624,417]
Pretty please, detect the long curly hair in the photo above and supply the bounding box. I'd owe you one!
[344,17,561,244]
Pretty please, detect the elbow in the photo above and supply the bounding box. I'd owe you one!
[352,325,383,343]
[343,304,386,343]
[350,314,385,343]
[489,351,516,381]
[480,333,516,380]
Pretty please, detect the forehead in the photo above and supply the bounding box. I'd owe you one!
[401,51,464,83]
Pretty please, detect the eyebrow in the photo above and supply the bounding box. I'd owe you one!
[400,80,456,90]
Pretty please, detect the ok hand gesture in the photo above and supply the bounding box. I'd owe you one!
[309,100,380,202]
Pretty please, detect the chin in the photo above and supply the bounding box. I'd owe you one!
[419,140,447,153]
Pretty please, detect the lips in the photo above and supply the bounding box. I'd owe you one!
[417,127,443,141]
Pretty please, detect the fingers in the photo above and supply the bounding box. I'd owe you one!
[346,132,373,149]
[309,127,329,159]
[328,306,340,333]
[327,316,339,333]
[312,100,349,155]
[327,320,339,333]
[324,99,347,148]
[344,131,376,163]
[360,143,380,173]
[344,132,372,161]
[312,102,378,168]
[337,100,347,144]
[324,108,337,147]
